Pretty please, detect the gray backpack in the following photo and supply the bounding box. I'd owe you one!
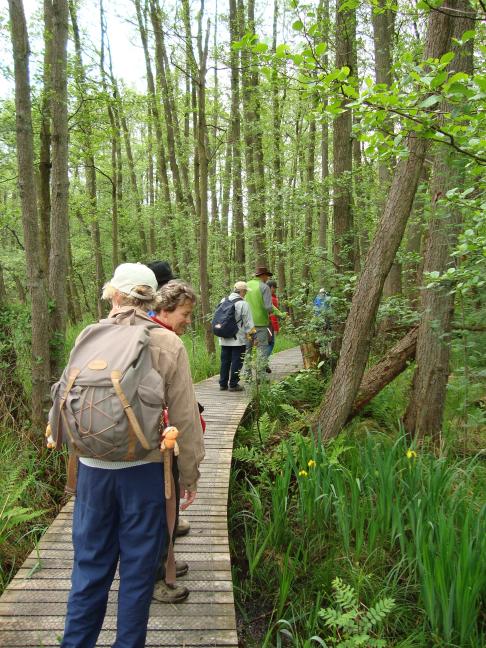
[48,311,165,461]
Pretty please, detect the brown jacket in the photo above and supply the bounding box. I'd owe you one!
[109,306,204,492]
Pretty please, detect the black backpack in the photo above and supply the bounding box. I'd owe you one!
[212,297,243,338]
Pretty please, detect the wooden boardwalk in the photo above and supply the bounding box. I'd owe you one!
[0,347,302,647]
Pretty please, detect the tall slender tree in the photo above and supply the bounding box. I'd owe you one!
[404,3,475,442]
[372,0,401,300]
[48,0,70,377]
[69,0,105,317]
[315,3,456,440]
[38,0,53,276]
[8,0,51,429]
[229,0,245,275]
[332,0,355,272]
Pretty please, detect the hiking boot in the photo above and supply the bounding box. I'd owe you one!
[219,385,228,391]
[176,517,191,537]
[176,560,189,577]
[152,581,189,604]
[228,384,244,392]
[154,560,188,582]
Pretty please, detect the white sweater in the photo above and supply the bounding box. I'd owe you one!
[219,292,255,347]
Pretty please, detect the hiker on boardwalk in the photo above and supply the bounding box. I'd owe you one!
[214,281,255,392]
[245,266,286,374]
[56,263,204,648]
[148,279,200,603]
[267,279,284,356]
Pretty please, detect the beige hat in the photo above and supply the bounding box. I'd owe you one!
[107,263,158,299]
[234,281,250,292]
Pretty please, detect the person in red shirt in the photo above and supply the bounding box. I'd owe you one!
[267,280,282,357]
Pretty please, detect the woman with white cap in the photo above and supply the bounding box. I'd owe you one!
[60,263,204,648]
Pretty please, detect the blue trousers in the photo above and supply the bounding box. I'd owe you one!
[61,462,166,648]
[219,344,246,388]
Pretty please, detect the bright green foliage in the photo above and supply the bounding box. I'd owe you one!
[0,431,56,592]
[229,371,486,647]
[316,577,394,647]
[0,466,45,543]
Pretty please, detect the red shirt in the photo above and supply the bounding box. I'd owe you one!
[269,295,280,333]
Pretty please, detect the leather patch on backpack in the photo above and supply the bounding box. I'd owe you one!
[88,359,108,370]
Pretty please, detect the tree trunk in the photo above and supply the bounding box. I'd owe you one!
[147,115,156,256]
[48,0,69,378]
[317,0,330,279]
[120,112,148,256]
[229,0,245,275]
[150,0,192,222]
[8,0,51,430]
[372,1,402,300]
[405,166,429,306]
[38,0,53,276]
[100,0,120,269]
[313,4,455,440]
[134,0,177,267]
[348,327,418,421]
[69,0,105,318]
[193,0,215,353]
[404,3,474,443]
[332,0,355,272]
[240,0,266,266]
[302,117,316,283]
[271,0,286,294]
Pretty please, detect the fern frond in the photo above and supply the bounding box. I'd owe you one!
[278,403,304,421]
[363,598,395,630]
[332,577,358,611]
[232,446,259,463]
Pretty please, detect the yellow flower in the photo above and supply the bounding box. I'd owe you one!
[406,449,417,460]
[298,469,308,478]
[308,459,316,468]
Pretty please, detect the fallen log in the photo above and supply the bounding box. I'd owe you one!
[347,327,418,423]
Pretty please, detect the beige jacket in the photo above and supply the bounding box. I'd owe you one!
[110,306,205,492]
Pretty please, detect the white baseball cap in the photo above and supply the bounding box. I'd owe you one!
[108,263,158,297]
[234,281,250,292]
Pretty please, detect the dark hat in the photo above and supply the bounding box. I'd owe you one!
[255,266,273,277]
[146,260,175,288]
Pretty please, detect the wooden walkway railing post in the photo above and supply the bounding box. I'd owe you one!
[0,347,302,647]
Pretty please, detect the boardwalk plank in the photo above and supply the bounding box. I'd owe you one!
[0,348,302,647]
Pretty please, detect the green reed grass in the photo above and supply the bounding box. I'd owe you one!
[231,423,486,646]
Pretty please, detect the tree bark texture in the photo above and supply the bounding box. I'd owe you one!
[69,0,105,317]
[348,327,418,422]
[229,0,245,274]
[404,2,474,442]
[372,1,401,299]
[38,0,53,276]
[240,0,266,267]
[195,3,215,353]
[332,0,355,272]
[271,0,286,294]
[302,117,316,283]
[314,4,455,440]
[8,0,51,430]
[48,0,69,378]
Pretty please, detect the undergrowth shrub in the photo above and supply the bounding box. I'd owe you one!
[229,372,486,648]
[0,428,66,594]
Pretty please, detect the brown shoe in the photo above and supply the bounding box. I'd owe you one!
[152,581,189,603]
[176,560,189,577]
[176,517,191,537]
